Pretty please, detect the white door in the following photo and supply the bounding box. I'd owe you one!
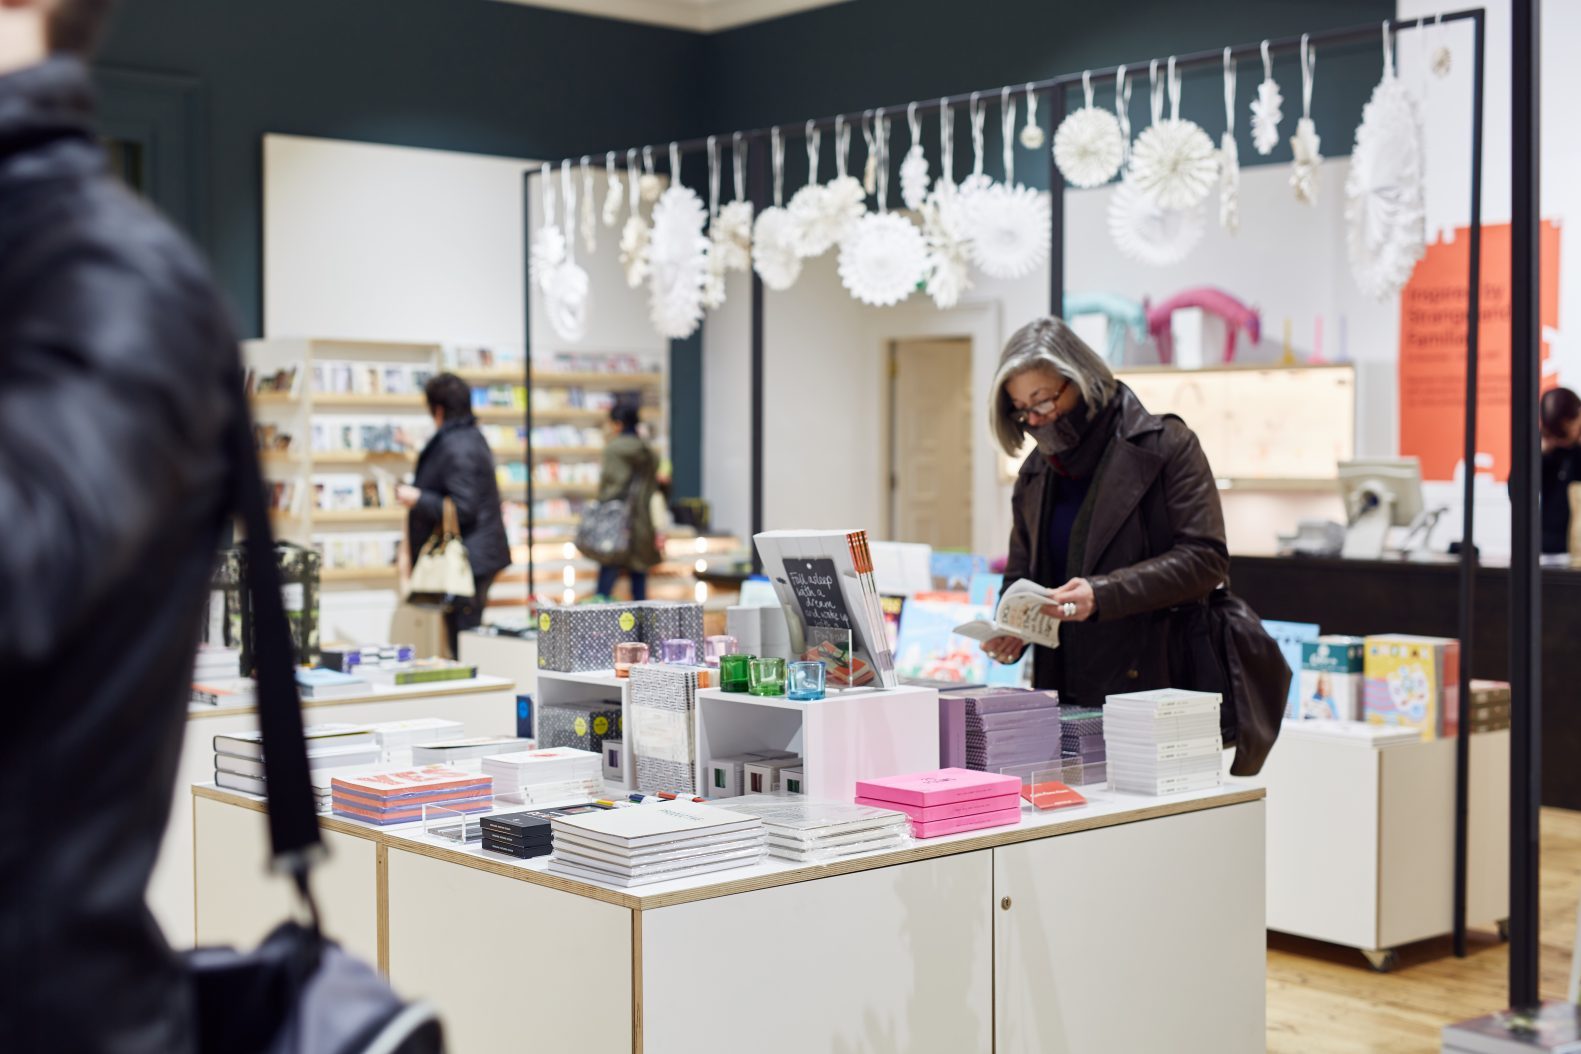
[890,338,973,548]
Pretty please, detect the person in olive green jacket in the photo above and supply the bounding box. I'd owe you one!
[594,399,661,599]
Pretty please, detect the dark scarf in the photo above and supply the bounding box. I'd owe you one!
[1047,393,1121,480]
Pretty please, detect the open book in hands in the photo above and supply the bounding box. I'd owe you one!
[952,579,1062,650]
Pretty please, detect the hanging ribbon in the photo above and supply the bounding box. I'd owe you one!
[669,141,682,189]
[861,109,877,193]
[541,163,556,230]
[707,135,721,219]
[907,100,921,155]
[940,97,955,186]
[875,111,890,212]
[805,119,821,186]
[771,126,785,207]
[1149,59,1163,125]
[1082,70,1094,110]
[1223,48,1237,136]
[1116,65,1132,163]
[1000,85,1016,184]
[1300,33,1317,119]
[1381,19,1395,79]
[732,132,747,203]
[1167,55,1182,121]
[969,92,985,176]
[834,114,851,180]
[627,147,641,215]
[559,159,575,261]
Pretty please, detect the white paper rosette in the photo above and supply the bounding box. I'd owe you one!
[1107,176,1205,267]
[646,186,710,340]
[1128,118,1219,209]
[1052,106,1125,189]
[1289,117,1322,205]
[530,225,566,294]
[751,206,802,291]
[1251,79,1283,156]
[544,260,589,342]
[1219,131,1240,234]
[710,200,754,273]
[788,175,866,258]
[1345,74,1426,299]
[619,216,650,289]
[838,212,928,307]
[963,182,1051,280]
[900,144,930,211]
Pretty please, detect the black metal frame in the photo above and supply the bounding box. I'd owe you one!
[522,4,1543,1002]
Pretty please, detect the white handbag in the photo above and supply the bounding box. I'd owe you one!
[406,497,475,610]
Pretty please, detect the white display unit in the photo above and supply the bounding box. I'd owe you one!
[534,668,634,789]
[457,628,538,694]
[1257,722,1510,970]
[694,686,940,801]
[151,676,516,949]
[193,781,1266,1054]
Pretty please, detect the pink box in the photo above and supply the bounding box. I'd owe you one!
[911,806,1023,839]
[855,792,1021,823]
[855,767,1019,807]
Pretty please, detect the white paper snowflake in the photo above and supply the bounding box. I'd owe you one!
[1251,79,1283,156]
[1346,74,1426,299]
[647,185,710,340]
[602,173,623,227]
[788,175,866,258]
[530,225,566,294]
[701,252,728,311]
[921,187,973,309]
[1290,117,1322,205]
[1129,118,1219,209]
[1107,176,1205,267]
[1219,131,1240,234]
[1052,106,1125,189]
[837,212,928,307]
[900,144,930,211]
[544,260,589,342]
[619,216,650,289]
[710,200,754,273]
[963,183,1051,280]
[752,206,802,291]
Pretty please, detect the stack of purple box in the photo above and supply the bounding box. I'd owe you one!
[1059,706,1106,785]
[937,688,1064,772]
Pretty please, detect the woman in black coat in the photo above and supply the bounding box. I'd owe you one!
[398,372,510,655]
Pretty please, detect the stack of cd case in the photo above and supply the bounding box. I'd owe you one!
[480,809,566,859]
[710,797,912,863]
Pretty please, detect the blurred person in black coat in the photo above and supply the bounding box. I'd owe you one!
[0,2,248,1052]
[398,373,510,655]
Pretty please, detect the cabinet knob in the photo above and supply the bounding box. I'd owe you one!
[1001,896,1013,911]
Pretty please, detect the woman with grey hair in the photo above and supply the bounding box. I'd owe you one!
[984,316,1229,707]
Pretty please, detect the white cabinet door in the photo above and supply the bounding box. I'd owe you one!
[994,802,1266,1054]
[642,850,994,1054]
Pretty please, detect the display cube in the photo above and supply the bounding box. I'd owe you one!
[694,686,940,802]
[536,604,640,673]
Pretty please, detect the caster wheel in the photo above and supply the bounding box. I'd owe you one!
[1362,948,1399,973]
[1497,918,1510,941]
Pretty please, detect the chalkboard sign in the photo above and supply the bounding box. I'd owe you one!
[780,557,875,687]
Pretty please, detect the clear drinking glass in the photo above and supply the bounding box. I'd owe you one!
[613,641,649,678]
[703,635,738,667]
[786,660,826,701]
[658,638,697,665]
[719,653,754,693]
[748,656,787,697]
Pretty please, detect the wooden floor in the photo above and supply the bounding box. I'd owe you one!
[1267,807,1581,1052]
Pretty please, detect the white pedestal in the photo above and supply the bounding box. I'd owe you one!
[534,669,634,789]
[694,685,939,802]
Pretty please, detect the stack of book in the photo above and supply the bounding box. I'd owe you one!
[1060,706,1106,784]
[546,801,766,887]
[1103,689,1224,795]
[1468,680,1512,734]
[411,735,533,765]
[855,768,1022,839]
[193,644,242,682]
[712,798,910,863]
[479,802,609,859]
[359,659,477,687]
[295,668,371,700]
[961,689,1063,772]
[213,723,381,807]
[368,718,466,754]
[330,767,493,825]
[191,678,256,708]
[482,747,603,803]
[628,664,702,794]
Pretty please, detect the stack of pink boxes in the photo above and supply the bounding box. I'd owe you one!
[854,768,1022,839]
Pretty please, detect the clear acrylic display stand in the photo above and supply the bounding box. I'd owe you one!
[422,800,488,844]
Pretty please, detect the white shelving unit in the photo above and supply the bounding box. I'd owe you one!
[533,668,634,790]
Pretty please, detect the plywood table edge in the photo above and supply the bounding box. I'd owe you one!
[192,784,1265,913]
[185,677,516,721]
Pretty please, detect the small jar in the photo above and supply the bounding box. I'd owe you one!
[658,638,697,665]
[613,641,650,678]
[718,653,754,693]
[703,635,738,668]
[786,660,826,701]
[748,657,788,697]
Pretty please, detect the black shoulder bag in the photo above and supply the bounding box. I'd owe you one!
[1138,418,1291,778]
[179,376,446,1054]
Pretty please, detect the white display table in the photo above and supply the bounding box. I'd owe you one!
[457,629,537,693]
[1257,721,1509,970]
[150,676,517,948]
[193,780,1267,1054]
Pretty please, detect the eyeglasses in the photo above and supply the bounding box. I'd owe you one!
[1012,378,1072,425]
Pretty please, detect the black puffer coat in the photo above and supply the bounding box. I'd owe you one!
[409,415,511,581]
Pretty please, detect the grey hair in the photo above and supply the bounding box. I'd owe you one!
[989,316,1117,457]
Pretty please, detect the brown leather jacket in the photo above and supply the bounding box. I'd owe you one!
[1003,384,1229,706]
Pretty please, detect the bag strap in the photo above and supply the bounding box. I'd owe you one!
[225,371,325,928]
[442,495,461,540]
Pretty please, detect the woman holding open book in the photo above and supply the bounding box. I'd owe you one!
[984,316,1229,708]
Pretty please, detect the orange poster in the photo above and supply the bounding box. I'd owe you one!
[1398,221,1560,482]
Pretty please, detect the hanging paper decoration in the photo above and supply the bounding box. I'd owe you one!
[1107,176,1205,267]
[699,137,729,312]
[1219,49,1240,234]
[618,148,650,289]
[639,142,664,204]
[963,89,1051,280]
[602,151,623,228]
[544,161,590,342]
[921,100,972,310]
[1430,13,1452,77]
[579,158,597,255]
[1346,22,1427,300]
[790,116,865,257]
[647,144,710,339]
[840,113,928,306]
[1289,35,1322,205]
[900,101,930,211]
[753,127,802,292]
[531,168,566,291]
[956,92,993,204]
[1128,57,1218,210]
[1052,70,1125,189]
[1250,40,1283,156]
[1019,83,1045,150]
[708,133,754,274]
[861,111,879,196]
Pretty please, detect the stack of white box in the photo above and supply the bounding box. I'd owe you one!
[725,605,792,661]
[1103,689,1223,796]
